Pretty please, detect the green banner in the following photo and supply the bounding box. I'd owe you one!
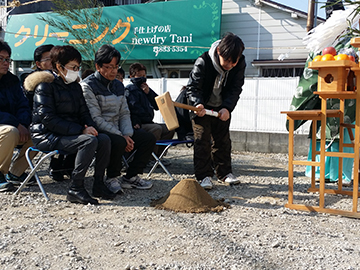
[5,0,222,61]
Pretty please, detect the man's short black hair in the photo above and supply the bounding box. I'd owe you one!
[118,66,125,77]
[0,39,12,56]
[217,32,245,63]
[34,44,54,62]
[95,44,121,66]
[129,62,146,77]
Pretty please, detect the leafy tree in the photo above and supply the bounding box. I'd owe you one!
[38,0,119,69]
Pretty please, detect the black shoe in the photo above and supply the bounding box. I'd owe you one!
[50,169,65,181]
[92,181,116,200]
[67,188,99,205]
[0,172,15,192]
[6,172,37,186]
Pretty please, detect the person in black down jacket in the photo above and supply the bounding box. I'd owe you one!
[24,44,77,182]
[29,45,113,205]
[186,32,246,190]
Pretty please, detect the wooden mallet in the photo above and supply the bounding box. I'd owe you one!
[155,91,219,130]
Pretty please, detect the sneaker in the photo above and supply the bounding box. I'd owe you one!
[200,176,213,190]
[104,176,123,194]
[92,179,117,200]
[221,173,240,185]
[315,178,331,183]
[342,179,352,187]
[6,172,37,186]
[121,175,153,190]
[0,172,14,192]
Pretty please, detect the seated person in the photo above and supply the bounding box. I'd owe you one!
[116,67,125,82]
[81,69,95,80]
[24,44,76,182]
[0,39,36,192]
[24,44,54,109]
[125,62,175,165]
[81,45,156,192]
[29,45,113,204]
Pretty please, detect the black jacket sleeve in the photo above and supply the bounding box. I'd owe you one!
[34,82,85,135]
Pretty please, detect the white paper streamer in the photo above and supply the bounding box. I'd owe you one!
[303,6,360,53]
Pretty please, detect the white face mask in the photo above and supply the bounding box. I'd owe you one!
[60,67,79,84]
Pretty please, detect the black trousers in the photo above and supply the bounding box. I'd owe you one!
[53,133,111,183]
[192,115,232,181]
[104,129,156,179]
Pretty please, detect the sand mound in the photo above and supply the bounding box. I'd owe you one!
[150,178,229,213]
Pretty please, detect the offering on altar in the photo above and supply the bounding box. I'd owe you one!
[308,59,357,92]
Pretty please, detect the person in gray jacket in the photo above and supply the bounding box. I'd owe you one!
[81,45,156,192]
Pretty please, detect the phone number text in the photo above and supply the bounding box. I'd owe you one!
[153,46,188,56]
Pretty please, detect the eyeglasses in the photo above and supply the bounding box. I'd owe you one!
[102,64,119,71]
[62,64,80,72]
[0,57,12,64]
[40,58,51,62]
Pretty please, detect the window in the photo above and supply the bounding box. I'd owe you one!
[252,59,306,78]
[261,67,304,77]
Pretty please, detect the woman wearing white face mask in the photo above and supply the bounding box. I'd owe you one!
[28,45,114,205]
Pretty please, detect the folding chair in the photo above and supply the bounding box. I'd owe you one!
[13,147,63,201]
[147,139,194,180]
[122,149,137,170]
[12,146,44,163]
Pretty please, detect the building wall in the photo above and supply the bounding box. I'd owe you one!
[9,0,54,14]
[7,0,321,79]
[221,0,319,77]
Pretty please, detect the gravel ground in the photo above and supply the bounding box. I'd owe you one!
[1,147,360,270]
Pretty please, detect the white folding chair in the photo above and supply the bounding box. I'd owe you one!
[13,147,62,200]
[147,139,194,180]
[122,149,137,170]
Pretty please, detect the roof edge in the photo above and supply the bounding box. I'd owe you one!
[258,0,326,22]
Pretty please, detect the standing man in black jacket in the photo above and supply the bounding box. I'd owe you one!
[186,32,246,190]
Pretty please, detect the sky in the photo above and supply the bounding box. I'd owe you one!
[274,0,327,19]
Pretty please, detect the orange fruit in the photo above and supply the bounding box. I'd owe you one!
[349,55,356,62]
[321,54,335,61]
[334,54,349,61]
[313,55,322,62]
